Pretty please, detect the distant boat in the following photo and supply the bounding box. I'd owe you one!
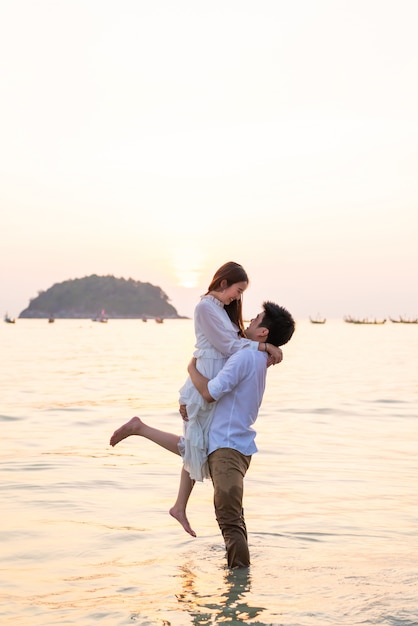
[48,317,55,324]
[4,313,15,324]
[344,316,386,325]
[92,309,108,323]
[309,315,326,324]
[155,317,164,324]
[142,317,148,323]
[389,316,418,324]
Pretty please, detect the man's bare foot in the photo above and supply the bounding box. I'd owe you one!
[169,506,196,537]
[109,416,143,447]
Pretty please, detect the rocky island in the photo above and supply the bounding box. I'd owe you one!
[19,275,182,319]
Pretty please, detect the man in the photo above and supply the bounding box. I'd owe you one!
[183,301,295,568]
[110,301,295,568]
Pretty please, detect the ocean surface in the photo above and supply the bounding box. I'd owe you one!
[1,318,417,626]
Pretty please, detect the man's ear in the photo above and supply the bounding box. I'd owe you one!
[259,327,269,341]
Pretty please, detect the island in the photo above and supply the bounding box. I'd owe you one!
[18,274,183,319]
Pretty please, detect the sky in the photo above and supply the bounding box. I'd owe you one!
[1,0,417,320]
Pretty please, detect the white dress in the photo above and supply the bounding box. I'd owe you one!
[178,295,258,481]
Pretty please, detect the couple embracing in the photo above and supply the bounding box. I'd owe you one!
[110,261,295,569]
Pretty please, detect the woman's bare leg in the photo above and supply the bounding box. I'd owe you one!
[169,466,196,537]
[109,416,181,455]
[110,417,197,536]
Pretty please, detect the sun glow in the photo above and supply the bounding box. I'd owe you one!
[172,248,206,288]
[177,271,200,288]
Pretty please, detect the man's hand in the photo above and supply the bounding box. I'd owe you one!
[187,357,197,374]
[179,404,188,421]
[187,357,214,403]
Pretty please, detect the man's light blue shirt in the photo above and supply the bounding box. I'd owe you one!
[207,349,268,457]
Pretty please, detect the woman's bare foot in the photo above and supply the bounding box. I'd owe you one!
[109,416,143,446]
[169,506,196,537]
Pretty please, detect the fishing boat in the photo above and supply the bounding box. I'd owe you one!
[344,316,386,325]
[4,313,15,324]
[92,309,108,323]
[389,316,418,324]
[309,316,326,324]
[155,317,164,324]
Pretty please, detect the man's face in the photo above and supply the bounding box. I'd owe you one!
[245,312,265,341]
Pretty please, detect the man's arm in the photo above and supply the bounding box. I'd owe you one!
[187,358,215,403]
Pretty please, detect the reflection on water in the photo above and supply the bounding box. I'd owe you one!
[176,564,267,625]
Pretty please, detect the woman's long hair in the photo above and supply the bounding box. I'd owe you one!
[206,261,249,337]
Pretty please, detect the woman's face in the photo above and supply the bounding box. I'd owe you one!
[219,281,248,305]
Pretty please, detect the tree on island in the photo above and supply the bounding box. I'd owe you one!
[19,275,181,319]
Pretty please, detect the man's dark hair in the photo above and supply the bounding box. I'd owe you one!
[261,301,295,347]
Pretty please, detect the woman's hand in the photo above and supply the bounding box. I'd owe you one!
[266,343,283,365]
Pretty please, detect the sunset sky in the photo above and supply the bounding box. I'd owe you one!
[1,0,417,320]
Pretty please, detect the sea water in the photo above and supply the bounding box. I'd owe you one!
[0,318,417,626]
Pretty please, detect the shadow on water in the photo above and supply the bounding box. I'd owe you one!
[175,564,269,625]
